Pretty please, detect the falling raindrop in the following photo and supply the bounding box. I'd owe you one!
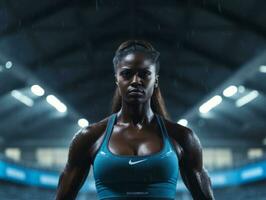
[198,119,205,127]
[218,0,223,13]
[96,0,99,11]
[158,24,161,30]
[186,31,190,40]
[18,19,22,27]
[191,29,195,36]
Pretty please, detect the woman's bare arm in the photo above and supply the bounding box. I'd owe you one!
[55,128,92,200]
[178,129,215,200]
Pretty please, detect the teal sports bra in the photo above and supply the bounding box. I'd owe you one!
[92,113,179,200]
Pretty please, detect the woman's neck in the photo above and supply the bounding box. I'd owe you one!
[117,100,154,127]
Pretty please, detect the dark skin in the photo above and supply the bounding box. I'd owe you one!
[56,52,215,200]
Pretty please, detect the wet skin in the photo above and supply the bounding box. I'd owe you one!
[55,52,215,200]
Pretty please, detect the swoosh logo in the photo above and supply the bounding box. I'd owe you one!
[129,159,147,165]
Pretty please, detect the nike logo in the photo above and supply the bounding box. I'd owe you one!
[129,159,147,165]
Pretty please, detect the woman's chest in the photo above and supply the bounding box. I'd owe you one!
[108,127,164,156]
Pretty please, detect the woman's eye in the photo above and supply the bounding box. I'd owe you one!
[120,71,132,78]
[139,71,151,78]
[120,70,151,79]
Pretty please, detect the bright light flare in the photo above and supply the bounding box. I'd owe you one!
[199,95,222,113]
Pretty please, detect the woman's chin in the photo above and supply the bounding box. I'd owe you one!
[125,97,146,104]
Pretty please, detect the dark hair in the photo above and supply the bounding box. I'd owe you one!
[113,40,160,74]
[111,39,170,120]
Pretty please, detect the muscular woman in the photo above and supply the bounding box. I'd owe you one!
[55,40,215,200]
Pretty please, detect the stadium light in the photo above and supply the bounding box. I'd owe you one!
[78,118,89,128]
[46,95,67,113]
[236,90,259,107]
[199,95,222,113]
[223,85,238,97]
[238,85,245,93]
[5,61,12,69]
[263,138,266,145]
[259,65,266,73]
[31,85,45,96]
[11,90,34,107]
[177,119,188,126]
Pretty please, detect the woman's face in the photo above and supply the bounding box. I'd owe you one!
[115,51,158,104]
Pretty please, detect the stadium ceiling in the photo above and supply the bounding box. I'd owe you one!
[0,0,265,149]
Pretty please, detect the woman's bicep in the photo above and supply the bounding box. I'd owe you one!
[56,129,92,200]
[179,130,215,199]
[56,163,90,200]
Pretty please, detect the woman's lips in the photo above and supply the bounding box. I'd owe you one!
[128,90,144,96]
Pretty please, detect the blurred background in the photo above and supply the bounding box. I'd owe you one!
[0,0,266,199]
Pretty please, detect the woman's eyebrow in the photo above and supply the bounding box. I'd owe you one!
[120,66,152,70]
[143,66,152,69]
[121,66,131,69]
[140,66,153,71]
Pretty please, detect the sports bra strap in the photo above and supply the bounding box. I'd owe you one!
[100,113,172,152]
[156,114,178,153]
[99,113,117,151]
[156,114,169,139]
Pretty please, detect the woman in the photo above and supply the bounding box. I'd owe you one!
[56,40,215,200]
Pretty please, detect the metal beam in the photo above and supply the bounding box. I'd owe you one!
[244,80,266,96]
[138,8,239,69]
[188,0,266,39]
[0,0,82,38]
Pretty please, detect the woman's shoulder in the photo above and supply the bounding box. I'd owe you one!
[160,116,193,137]
[65,115,111,166]
[160,116,202,152]
[83,116,109,134]
[73,114,112,144]
[69,114,113,152]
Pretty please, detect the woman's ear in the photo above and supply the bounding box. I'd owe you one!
[155,75,159,88]
[114,75,118,85]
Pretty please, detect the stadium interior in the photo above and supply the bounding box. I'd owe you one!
[0,0,266,199]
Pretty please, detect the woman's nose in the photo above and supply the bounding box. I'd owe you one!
[132,74,142,84]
